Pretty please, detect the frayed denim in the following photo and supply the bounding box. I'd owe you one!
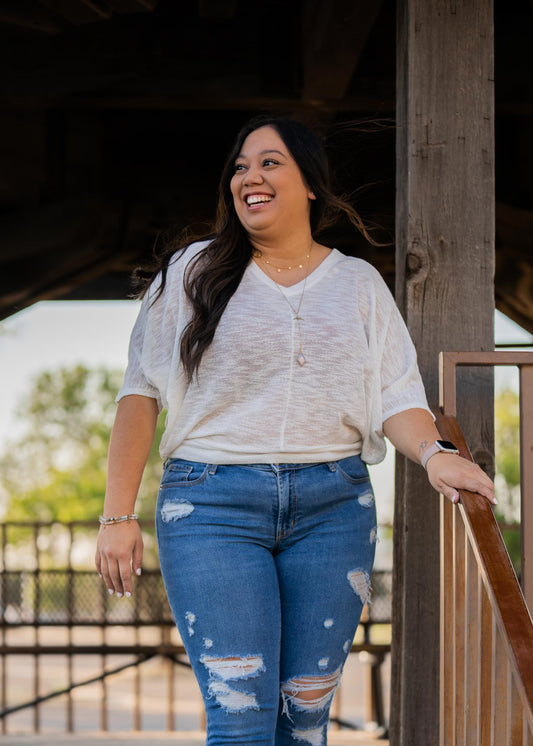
[155,455,377,746]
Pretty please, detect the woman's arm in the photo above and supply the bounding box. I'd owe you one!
[95,394,159,597]
[383,407,496,505]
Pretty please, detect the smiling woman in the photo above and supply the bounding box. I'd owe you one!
[94,114,495,746]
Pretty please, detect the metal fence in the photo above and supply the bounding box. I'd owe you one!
[0,521,392,735]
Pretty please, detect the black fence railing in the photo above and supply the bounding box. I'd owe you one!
[0,521,392,736]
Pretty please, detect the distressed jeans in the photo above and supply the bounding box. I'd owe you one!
[155,455,377,746]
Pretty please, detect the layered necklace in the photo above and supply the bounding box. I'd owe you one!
[255,246,313,367]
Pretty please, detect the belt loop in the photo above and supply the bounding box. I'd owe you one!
[208,464,217,475]
[163,458,169,469]
[327,462,337,472]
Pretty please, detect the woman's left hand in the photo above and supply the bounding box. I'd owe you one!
[425,452,496,505]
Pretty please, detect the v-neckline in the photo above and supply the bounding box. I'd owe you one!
[249,249,340,294]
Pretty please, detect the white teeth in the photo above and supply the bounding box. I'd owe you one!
[246,194,272,205]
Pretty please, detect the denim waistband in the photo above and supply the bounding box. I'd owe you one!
[163,455,363,474]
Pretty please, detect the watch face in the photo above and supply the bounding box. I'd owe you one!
[437,440,457,450]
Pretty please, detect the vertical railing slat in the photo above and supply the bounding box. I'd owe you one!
[492,620,509,744]
[480,575,493,746]
[454,508,466,745]
[465,537,481,745]
[441,495,455,746]
[510,671,524,746]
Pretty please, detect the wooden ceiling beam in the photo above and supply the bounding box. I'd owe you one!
[495,202,533,336]
[0,1,60,34]
[301,0,384,102]
[198,0,237,20]
[105,0,159,12]
[0,93,394,113]
[43,0,112,25]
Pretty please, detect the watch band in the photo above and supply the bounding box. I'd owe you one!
[420,440,459,470]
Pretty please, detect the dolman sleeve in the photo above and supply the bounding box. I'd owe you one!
[361,263,434,464]
[116,284,164,412]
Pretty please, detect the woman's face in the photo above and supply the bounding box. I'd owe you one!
[229,126,315,242]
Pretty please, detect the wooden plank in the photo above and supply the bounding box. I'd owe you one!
[393,0,495,743]
[480,578,493,746]
[492,623,508,745]
[441,496,454,746]
[43,0,111,24]
[509,673,523,746]
[197,0,237,19]
[465,539,481,746]
[0,1,60,33]
[454,510,466,745]
[494,204,533,336]
[106,0,159,11]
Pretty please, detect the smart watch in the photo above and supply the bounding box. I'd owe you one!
[420,440,459,470]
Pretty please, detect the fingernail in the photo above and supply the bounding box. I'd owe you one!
[116,592,123,598]
[135,568,142,576]
[492,498,498,505]
[125,591,131,598]
[108,588,114,595]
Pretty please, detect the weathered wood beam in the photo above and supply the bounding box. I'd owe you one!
[105,0,159,12]
[0,1,60,34]
[0,93,394,113]
[301,0,384,101]
[392,1,495,744]
[0,197,152,319]
[198,0,237,20]
[495,203,533,335]
[43,0,111,25]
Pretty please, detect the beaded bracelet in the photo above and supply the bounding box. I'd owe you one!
[99,513,139,526]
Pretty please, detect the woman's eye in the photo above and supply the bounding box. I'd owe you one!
[263,158,279,167]
[234,163,246,172]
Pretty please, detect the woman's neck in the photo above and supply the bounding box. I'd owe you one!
[249,233,315,263]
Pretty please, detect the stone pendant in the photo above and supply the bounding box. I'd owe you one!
[297,352,306,366]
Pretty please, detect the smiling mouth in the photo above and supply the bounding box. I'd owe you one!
[245,194,273,206]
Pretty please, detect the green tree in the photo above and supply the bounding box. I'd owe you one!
[494,387,521,575]
[0,364,165,524]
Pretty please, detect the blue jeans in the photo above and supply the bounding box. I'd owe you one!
[155,456,377,746]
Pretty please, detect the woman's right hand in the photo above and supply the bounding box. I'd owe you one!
[95,520,144,597]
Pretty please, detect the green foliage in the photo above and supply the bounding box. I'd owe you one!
[494,387,521,576]
[495,388,521,491]
[0,364,165,524]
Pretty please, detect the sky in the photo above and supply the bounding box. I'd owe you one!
[0,300,531,539]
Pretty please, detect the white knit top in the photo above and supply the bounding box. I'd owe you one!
[117,241,432,465]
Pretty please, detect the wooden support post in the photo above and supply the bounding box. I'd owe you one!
[392,1,495,744]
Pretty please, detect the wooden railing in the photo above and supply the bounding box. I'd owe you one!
[438,351,533,746]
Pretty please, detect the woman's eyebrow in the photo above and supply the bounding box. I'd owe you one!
[235,148,287,160]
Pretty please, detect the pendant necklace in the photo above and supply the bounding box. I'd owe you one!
[262,249,312,367]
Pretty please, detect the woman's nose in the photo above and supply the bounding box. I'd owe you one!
[243,165,263,185]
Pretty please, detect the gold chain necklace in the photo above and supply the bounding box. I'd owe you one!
[255,250,311,272]
[262,250,312,367]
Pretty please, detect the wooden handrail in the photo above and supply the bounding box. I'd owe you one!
[438,350,533,745]
[439,350,533,605]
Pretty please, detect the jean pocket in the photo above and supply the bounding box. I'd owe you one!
[334,456,370,485]
[160,460,210,488]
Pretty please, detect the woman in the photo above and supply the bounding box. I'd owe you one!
[95,115,495,745]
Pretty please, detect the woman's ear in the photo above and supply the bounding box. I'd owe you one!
[308,191,316,200]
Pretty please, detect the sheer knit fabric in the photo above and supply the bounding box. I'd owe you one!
[117,241,432,464]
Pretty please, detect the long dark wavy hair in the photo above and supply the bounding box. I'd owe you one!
[135,114,378,383]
